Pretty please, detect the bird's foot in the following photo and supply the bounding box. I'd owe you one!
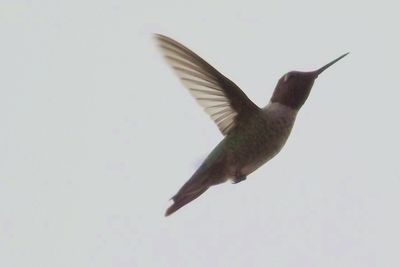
[232,175,247,184]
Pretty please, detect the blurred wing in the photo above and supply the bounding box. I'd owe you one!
[154,34,260,135]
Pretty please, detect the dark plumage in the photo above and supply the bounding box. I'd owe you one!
[155,34,348,216]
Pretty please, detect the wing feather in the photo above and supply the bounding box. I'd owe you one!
[155,34,260,135]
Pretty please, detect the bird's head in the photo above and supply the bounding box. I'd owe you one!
[270,53,349,110]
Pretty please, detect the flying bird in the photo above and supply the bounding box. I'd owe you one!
[154,34,348,216]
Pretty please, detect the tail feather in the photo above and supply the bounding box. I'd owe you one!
[165,186,209,216]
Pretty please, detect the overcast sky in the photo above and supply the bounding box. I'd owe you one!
[1,0,400,266]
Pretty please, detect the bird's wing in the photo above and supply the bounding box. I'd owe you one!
[154,34,260,136]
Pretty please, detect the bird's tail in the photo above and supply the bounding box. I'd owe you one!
[165,181,209,217]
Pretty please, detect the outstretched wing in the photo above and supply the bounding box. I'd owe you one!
[154,34,260,136]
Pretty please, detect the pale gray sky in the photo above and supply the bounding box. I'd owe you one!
[1,0,399,266]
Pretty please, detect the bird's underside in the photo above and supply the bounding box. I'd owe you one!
[163,104,297,216]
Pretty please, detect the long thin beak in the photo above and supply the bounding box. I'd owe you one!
[314,52,349,76]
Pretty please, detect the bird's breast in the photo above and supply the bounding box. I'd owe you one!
[225,102,297,175]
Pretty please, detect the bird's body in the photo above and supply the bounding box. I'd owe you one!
[154,34,348,216]
[207,102,297,183]
[166,103,297,216]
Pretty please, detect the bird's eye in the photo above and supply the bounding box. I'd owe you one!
[283,73,291,82]
[283,73,296,82]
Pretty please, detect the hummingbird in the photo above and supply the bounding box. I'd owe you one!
[154,34,348,216]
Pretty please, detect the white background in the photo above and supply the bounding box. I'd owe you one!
[1,0,399,266]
